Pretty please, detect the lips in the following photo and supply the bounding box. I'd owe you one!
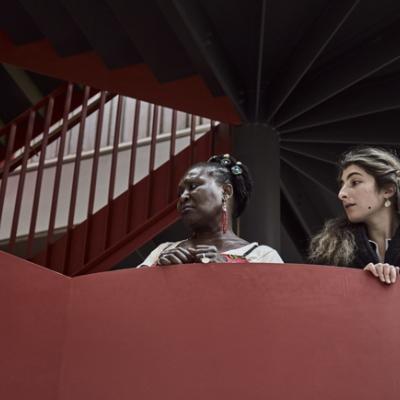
[344,203,355,209]
[180,205,194,213]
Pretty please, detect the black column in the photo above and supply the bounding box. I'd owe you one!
[232,123,280,251]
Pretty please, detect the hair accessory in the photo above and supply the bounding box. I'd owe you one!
[231,164,243,175]
[384,199,392,208]
[207,154,231,166]
[220,156,232,167]
[207,154,243,175]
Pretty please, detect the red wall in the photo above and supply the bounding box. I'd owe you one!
[1,251,400,399]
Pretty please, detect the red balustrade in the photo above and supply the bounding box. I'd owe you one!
[1,253,399,400]
[0,82,223,274]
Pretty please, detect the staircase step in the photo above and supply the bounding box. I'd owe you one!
[60,0,142,69]
[105,0,194,83]
[0,2,43,44]
[19,0,92,57]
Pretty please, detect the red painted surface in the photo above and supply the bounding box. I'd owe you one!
[0,32,241,125]
[1,251,400,399]
[0,252,69,400]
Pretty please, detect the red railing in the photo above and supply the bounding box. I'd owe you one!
[0,82,216,271]
[3,255,399,400]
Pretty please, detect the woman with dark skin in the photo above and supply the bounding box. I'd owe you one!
[140,154,282,266]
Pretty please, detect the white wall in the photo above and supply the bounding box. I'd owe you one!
[0,95,212,241]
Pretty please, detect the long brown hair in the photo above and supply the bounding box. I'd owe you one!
[308,146,400,266]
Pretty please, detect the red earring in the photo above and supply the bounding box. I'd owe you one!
[221,196,228,234]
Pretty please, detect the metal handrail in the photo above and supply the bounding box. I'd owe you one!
[0,82,214,268]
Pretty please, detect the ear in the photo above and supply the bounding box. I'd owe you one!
[222,183,233,199]
[384,183,396,199]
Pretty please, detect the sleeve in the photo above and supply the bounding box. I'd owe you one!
[137,242,174,267]
[247,246,284,263]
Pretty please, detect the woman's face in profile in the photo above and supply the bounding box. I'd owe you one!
[177,166,223,228]
[338,164,386,223]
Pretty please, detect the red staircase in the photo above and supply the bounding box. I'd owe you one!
[34,130,230,276]
[0,82,231,275]
[0,82,102,164]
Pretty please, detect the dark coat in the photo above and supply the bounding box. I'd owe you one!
[351,224,400,268]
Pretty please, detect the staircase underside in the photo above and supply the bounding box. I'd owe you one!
[0,31,240,124]
[1,1,400,260]
[0,1,398,124]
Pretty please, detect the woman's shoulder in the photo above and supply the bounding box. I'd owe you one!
[250,244,283,263]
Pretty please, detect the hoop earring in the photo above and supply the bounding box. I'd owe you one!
[221,196,228,234]
[384,199,392,208]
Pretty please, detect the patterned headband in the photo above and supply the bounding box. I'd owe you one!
[207,153,243,176]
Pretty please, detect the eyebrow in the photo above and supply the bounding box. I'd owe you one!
[181,176,199,184]
[178,175,203,187]
[340,172,363,184]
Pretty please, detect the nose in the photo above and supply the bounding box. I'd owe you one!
[178,189,190,206]
[338,186,347,201]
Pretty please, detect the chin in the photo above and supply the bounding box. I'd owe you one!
[181,214,198,229]
[346,214,365,224]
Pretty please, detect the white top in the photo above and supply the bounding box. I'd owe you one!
[139,241,283,267]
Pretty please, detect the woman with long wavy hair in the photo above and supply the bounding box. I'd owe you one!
[309,147,400,285]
